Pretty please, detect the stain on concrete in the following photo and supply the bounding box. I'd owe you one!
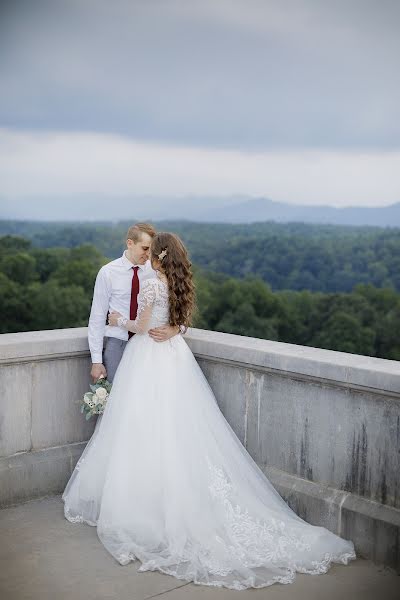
[345,423,370,498]
[380,467,387,505]
[300,416,313,481]
[386,524,399,572]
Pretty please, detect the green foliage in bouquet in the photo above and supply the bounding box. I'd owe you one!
[80,376,112,420]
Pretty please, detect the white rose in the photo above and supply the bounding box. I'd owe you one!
[95,387,108,401]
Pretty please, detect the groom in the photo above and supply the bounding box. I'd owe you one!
[88,222,179,382]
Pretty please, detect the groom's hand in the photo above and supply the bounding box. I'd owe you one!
[148,324,179,342]
[91,363,107,382]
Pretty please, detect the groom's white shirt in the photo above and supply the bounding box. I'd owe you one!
[88,252,156,363]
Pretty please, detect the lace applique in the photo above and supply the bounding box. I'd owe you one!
[64,505,97,527]
[116,552,136,566]
[71,455,354,588]
[206,457,308,567]
[205,456,356,577]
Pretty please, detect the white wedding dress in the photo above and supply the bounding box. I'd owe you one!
[62,275,356,590]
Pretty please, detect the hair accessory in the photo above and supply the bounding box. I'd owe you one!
[158,248,167,260]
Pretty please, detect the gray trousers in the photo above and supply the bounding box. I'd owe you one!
[103,336,128,383]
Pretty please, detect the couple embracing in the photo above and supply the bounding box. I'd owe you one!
[88,222,186,385]
[62,223,356,591]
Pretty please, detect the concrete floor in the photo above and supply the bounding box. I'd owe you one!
[0,496,398,600]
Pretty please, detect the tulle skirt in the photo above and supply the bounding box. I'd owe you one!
[62,333,356,590]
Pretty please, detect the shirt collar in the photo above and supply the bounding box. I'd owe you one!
[121,250,146,271]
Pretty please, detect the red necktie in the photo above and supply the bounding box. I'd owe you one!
[128,266,139,339]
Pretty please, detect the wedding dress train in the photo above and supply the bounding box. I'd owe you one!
[62,276,356,590]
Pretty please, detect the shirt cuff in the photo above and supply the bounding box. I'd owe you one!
[91,353,103,364]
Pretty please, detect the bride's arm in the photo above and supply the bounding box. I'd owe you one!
[109,280,156,335]
[117,302,153,335]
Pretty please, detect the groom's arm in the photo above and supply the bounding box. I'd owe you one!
[148,324,180,342]
[88,267,111,379]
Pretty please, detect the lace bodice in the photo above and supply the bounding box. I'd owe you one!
[132,276,169,333]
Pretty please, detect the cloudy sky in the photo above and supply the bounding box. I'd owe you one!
[0,0,399,218]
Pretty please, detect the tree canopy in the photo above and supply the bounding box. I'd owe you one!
[1,233,399,360]
[1,220,399,293]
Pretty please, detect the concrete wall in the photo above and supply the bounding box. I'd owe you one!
[1,327,399,571]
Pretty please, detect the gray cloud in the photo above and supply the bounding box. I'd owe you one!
[1,0,399,150]
[1,128,399,210]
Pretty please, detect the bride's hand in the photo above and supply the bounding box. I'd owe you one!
[108,311,122,326]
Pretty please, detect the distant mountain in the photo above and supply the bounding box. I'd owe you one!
[203,198,400,227]
[0,195,398,227]
[0,195,246,222]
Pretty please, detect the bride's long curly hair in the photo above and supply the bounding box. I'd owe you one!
[151,232,195,331]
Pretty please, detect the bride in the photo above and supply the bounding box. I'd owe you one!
[62,232,356,590]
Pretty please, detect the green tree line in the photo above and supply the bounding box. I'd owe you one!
[1,219,399,293]
[1,235,399,360]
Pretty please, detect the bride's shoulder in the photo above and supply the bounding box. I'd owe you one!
[152,272,169,287]
[141,277,159,289]
[138,278,160,306]
[141,276,167,292]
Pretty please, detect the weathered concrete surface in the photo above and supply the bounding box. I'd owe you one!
[0,443,85,507]
[197,360,400,509]
[0,329,96,509]
[188,330,400,511]
[0,327,399,571]
[0,329,95,460]
[0,496,399,600]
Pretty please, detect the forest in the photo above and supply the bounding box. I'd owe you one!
[1,230,399,360]
[1,219,399,293]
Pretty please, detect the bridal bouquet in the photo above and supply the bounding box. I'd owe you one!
[80,376,112,420]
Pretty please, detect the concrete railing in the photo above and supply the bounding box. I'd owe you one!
[1,328,399,571]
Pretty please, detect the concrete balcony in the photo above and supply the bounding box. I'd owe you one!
[0,328,399,598]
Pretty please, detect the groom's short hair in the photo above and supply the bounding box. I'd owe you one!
[126,223,156,242]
